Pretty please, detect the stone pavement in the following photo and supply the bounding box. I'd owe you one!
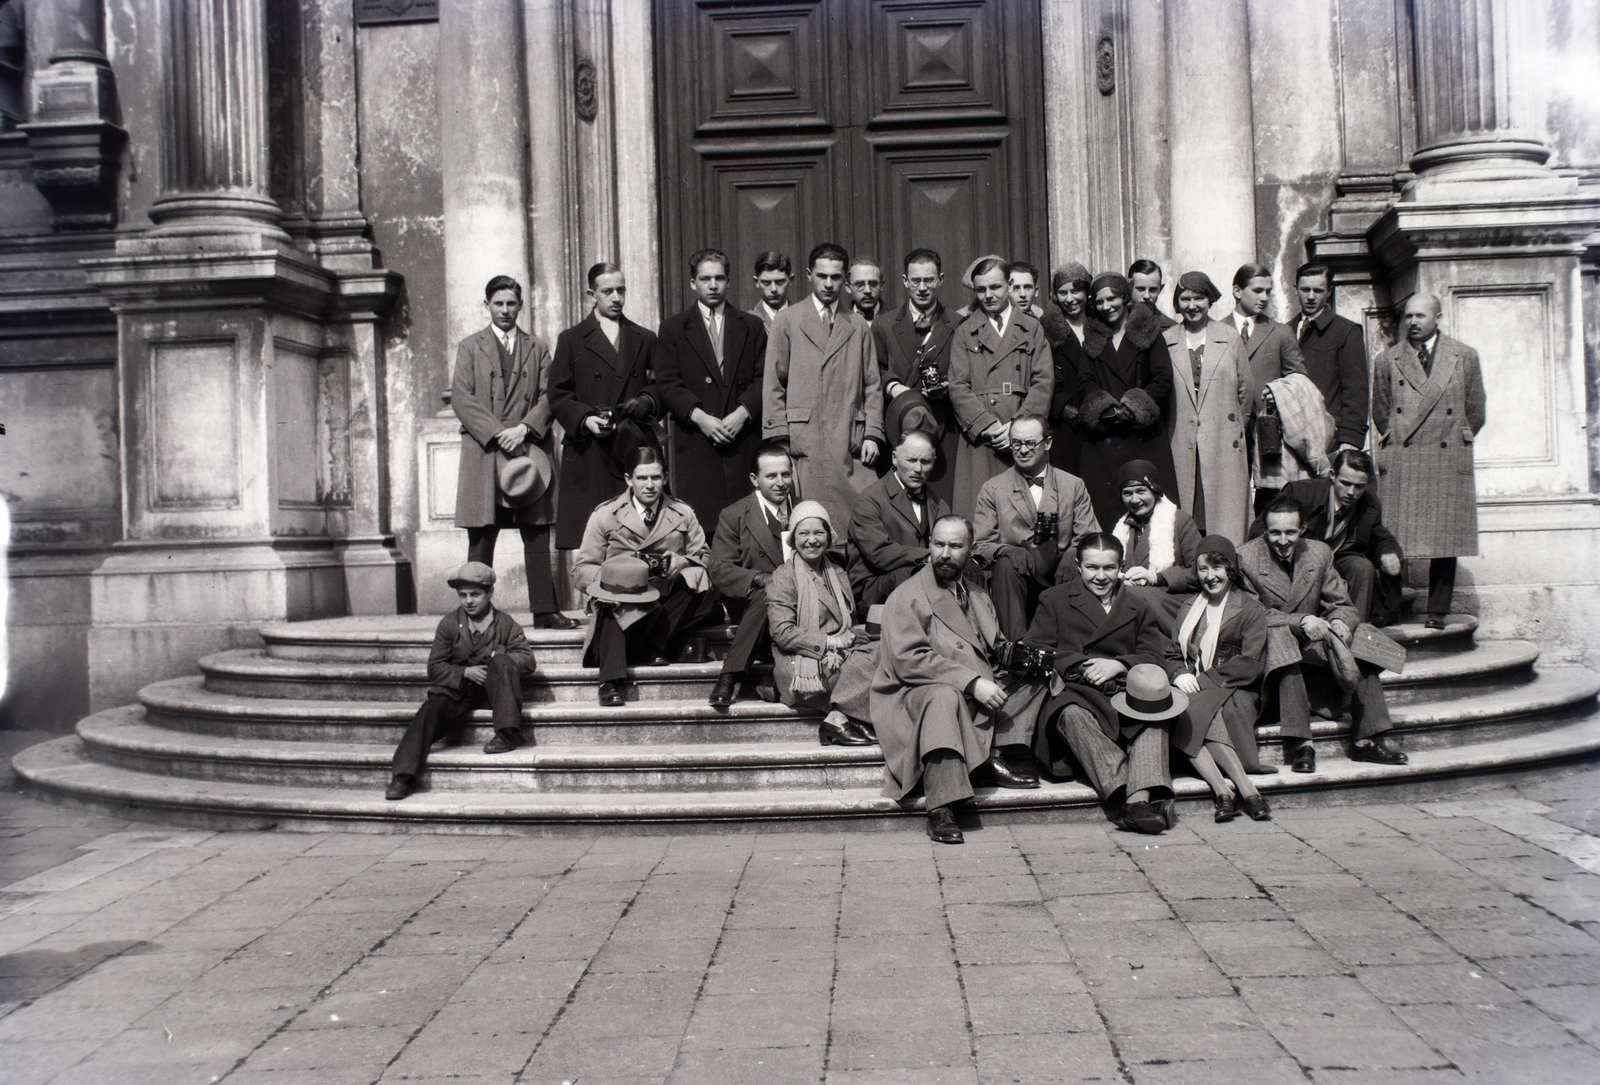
[1,731,1597,1085]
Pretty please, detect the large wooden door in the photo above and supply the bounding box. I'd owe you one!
[654,0,1049,316]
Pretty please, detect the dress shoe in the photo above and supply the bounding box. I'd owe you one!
[483,730,519,755]
[1000,744,1046,781]
[1290,744,1317,774]
[1115,801,1167,835]
[819,716,872,746]
[1155,797,1179,829]
[385,774,414,801]
[752,676,779,703]
[982,753,1040,789]
[533,611,582,630]
[847,719,877,744]
[708,673,739,709]
[1213,792,1238,823]
[1351,738,1408,765]
[926,805,964,844]
[1424,615,1447,630]
[1240,793,1272,821]
[643,653,671,666]
[598,680,626,707]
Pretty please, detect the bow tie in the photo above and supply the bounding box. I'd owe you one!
[1025,474,1047,487]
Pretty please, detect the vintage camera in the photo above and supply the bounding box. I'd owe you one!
[916,356,947,396]
[992,638,1056,679]
[1031,511,1059,546]
[638,551,672,578]
[1256,394,1282,458]
[593,405,616,435]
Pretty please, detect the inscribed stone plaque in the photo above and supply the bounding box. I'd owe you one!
[1452,287,1553,469]
[355,0,438,27]
[150,341,240,508]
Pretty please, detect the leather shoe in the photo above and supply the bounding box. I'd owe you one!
[1351,739,1408,765]
[483,730,519,755]
[1115,801,1167,834]
[1213,792,1238,822]
[819,716,872,746]
[1155,797,1179,829]
[643,653,671,666]
[1240,793,1272,821]
[927,805,964,844]
[533,612,582,630]
[1424,615,1447,630]
[385,774,414,801]
[708,673,739,709]
[1000,744,1045,781]
[982,753,1040,789]
[598,680,626,707]
[847,719,877,744]
[1291,744,1317,774]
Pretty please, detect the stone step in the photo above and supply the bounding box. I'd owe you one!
[83,667,1600,787]
[16,701,1600,834]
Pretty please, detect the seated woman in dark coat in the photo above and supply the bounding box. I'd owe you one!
[767,500,874,746]
[1164,537,1274,823]
[1110,459,1203,631]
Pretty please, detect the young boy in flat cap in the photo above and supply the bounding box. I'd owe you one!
[385,562,536,801]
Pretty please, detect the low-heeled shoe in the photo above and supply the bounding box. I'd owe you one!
[1240,793,1272,821]
[483,731,519,755]
[598,680,626,707]
[708,673,739,709]
[1351,740,1408,765]
[819,717,872,746]
[1214,793,1238,822]
[927,806,964,844]
[1291,745,1317,774]
[644,653,671,666]
[384,775,414,801]
[1424,615,1446,630]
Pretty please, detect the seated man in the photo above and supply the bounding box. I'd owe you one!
[1024,533,1175,834]
[573,447,717,706]
[706,443,794,708]
[386,562,535,801]
[872,516,1049,845]
[847,430,951,615]
[1239,496,1408,773]
[972,412,1099,638]
[1248,448,1404,627]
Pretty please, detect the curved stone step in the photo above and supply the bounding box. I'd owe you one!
[15,706,1600,833]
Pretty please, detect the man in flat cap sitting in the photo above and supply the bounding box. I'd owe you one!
[385,562,536,801]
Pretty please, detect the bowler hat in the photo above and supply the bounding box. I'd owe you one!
[447,561,497,590]
[885,388,946,449]
[1111,663,1189,721]
[496,445,553,507]
[587,555,661,605]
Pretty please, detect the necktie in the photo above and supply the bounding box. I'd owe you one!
[954,583,970,615]
[913,308,932,334]
[991,316,1004,338]
[1239,318,1252,342]
[1299,318,1312,344]
[821,305,834,329]
[707,309,723,369]
[642,504,657,529]
[1189,345,1204,391]
[1418,341,1432,376]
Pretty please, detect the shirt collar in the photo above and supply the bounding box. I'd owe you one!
[811,294,837,320]
[989,303,1012,338]
[755,490,789,524]
[697,300,724,323]
[892,472,924,503]
[632,494,662,522]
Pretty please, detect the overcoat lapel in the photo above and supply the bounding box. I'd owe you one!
[924,574,982,650]
[887,483,926,537]
[686,311,722,385]
[1102,333,1139,385]
[1008,468,1038,523]
[1403,338,1461,441]
[1168,327,1199,412]
[1283,542,1321,613]
[584,317,626,378]
[1198,321,1235,409]
[723,312,747,383]
[799,301,831,355]
[1244,319,1266,360]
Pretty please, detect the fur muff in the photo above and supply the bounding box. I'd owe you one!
[1121,387,1161,431]
[1081,388,1120,432]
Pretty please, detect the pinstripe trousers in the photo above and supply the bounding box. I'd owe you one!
[1052,706,1172,801]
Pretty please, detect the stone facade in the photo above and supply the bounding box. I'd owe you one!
[0,0,1596,728]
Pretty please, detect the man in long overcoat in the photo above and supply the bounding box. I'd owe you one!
[656,248,768,533]
[1230,264,1309,514]
[872,516,1048,844]
[451,275,572,627]
[549,264,661,550]
[1372,293,1487,627]
[1291,263,1370,452]
[948,257,1053,518]
[873,248,962,507]
[762,242,885,532]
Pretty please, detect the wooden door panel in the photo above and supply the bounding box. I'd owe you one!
[864,0,1007,125]
[706,161,835,312]
[698,6,827,129]
[876,151,1006,294]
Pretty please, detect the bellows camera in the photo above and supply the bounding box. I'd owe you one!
[917,357,947,395]
[992,638,1056,678]
[639,551,671,578]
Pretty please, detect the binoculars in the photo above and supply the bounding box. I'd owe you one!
[992,638,1056,678]
[639,551,671,578]
[916,358,947,395]
[1032,511,1059,546]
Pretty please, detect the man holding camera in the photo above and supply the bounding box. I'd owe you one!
[972,413,1100,639]
[873,248,962,506]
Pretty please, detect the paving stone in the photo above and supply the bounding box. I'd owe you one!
[952,929,1073,965]
[971,1030,1121,1084]
[824,1067,977,1085]
[965,992,1101,1035]
[1237,975,1405,1030]
[1521,983,1600,1044]
[1391,1001,1584,1054]
[520,1031,681,1081]
[1129,1057,1310,1084]
[1309,1069,1470,1084]
[957,962,1084,998]
[1447,1043,1600,1084]
[248,1024,414,1069]
[1266,1024,1448,1070]
[681,992,831,1049]
[667,1044,826,1085]
[1353,962,1524,1005]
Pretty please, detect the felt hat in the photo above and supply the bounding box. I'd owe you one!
[885,388,945,449]
[1111,663,1190,722]
[496,445,553,507]
[1118,459,1161,490]
[447,561,497,590]
[587,555,661,605]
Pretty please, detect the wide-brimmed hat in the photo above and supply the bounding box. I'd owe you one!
[497,445,553,507]
[1111,663,1190,721]
[587,555,660,604]
[447,561,496,590]
[885,388,945,449]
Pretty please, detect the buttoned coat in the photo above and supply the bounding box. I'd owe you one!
[656,305,768,531]
[760,300,885,532]
[1291,308,1370,449]
[1249,477,1402,566]
[549,313,661,548]
[425,607,536,700]
[1238,314,1307,405]
[708,492,786,601]
[1077,312,1180,529]
[846,472,952,604]
[1162,318,1252,543]
[971,465,1099,570]
[872,300,962,506]
[1236,536,1358,675]
[571,493,711,652]
[1037,304,1099,474]
[451,325,557,528]
[1162,591,1268,767]
[1371,334,1487,558]
[948,307,1054,518]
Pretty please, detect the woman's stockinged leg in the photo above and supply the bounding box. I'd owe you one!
[1209,742,1259,799]
[1188,745,1232,799]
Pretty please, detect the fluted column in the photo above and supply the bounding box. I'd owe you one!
[147,0,285,237]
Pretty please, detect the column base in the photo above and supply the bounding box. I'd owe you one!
[334,536,416,616]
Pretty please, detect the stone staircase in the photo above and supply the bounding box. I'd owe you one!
[13,612,1600,834]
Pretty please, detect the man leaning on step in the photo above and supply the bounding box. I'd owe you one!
[386,562,536,802]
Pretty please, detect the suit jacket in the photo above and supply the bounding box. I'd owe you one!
[1249,477,1401,566]
[708,491,787,600]
[1291,308,1370,448]
[451,325,556,527]
[425,607,535,700]
[873,299,960,391]
[656,304,768,530]
[1161,318,1251,543]
[846,472,952,596]
[1372,333,1487,558]
[972,465,1099,567]
[1236,314,1307,406]
[750,301,786,331]
[571,493,711,602]
[549,312,660,547]
[1236,536,1358,629]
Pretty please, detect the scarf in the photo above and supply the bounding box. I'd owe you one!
[1177,592,1228,673]
[1113,495,1178,574]
[788,554,854,695]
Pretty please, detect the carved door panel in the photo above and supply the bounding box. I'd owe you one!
[655,0,1046,315]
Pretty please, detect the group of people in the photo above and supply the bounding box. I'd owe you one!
[382,244,1489,843]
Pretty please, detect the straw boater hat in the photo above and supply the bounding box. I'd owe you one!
[587,555,660,604]
[447,561,496,590]
[1110,663,1190,722]
[496,445,553,507]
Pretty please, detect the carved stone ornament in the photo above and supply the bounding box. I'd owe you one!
[1095,34,1115,96]
[575,58,598,122]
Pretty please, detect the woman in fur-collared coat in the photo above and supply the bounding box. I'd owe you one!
[1078,273,1181,530]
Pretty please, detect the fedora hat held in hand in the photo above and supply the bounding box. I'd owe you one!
[587,555,661,605]
[496,445,553,508]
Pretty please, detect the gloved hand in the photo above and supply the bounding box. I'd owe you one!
[620,394,654,421]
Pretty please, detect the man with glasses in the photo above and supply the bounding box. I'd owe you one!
[873,248,962,506]
[847,257,885,323]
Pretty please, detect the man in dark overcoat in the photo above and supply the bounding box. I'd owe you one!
[549,263,661,551]
[846,430,951,616]
[1290,262,1369,452]
[873,247,962,507]
[706,444,793,708]
[1372,293,1488,628]
[450,275,574,627]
